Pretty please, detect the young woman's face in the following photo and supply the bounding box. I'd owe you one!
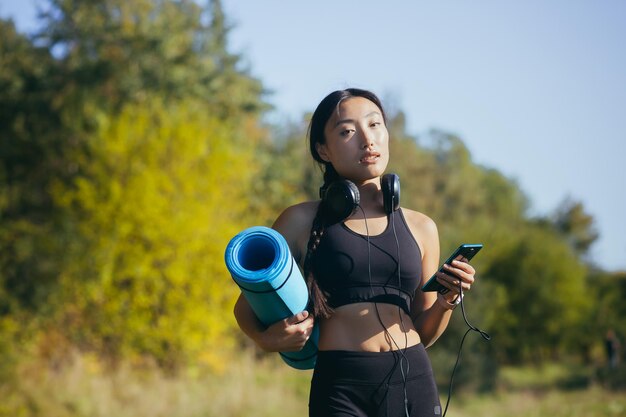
[317,97,389,184]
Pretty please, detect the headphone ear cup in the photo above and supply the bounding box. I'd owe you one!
[382,173,401,214]
[322,180,360,224]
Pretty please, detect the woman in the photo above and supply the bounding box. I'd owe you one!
[234,88,476,417]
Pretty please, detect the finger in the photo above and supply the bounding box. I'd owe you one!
[436,272,461,294]
[450,259,475,275]
[291,318,315,337]
[297,310,310,322]
[442,264,464,281]
[291,325,313,348]
[444,263,475,285]
[300,316,315,329]
[439,268,474,292]
[286,310,309,325]
[303,326,313,340]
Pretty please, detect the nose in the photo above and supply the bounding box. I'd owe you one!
[360,128,375,149]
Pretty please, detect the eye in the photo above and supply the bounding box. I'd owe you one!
[339,128,354,137]
[370,121,381,128]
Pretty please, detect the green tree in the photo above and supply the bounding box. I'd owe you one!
[551,198,599,257]
[583,269,626,363]
[250,117,318,226]
[0,19,66,313]
[387,124,528,256]
[37,0,266,116]
[482,224,591,363]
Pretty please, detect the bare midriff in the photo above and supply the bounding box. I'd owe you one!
[318,302,421,352]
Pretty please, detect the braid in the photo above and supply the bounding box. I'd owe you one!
[303,209,332,318]
[303,164,339,318]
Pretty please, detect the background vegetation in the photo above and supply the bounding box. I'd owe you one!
[1,0,624,415]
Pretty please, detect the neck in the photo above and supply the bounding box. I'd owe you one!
[355,178,386,216]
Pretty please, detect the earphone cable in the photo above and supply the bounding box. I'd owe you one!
[359,204,410,417]
[390,206,411,417]
[441,282,491,417]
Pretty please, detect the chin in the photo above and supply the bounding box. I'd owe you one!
[369,163,388,178]
[356,168,387,183]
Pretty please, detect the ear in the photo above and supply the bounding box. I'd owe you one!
[315,142,331,162]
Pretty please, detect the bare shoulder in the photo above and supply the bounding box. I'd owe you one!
[401,208,438,239]
[400,208,439,257]
[272,201,319,232]
[272,201,320,263]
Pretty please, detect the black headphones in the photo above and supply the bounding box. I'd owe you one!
[320,173,400,224]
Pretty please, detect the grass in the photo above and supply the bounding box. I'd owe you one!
[446,363,626,417]
[0,350,312,417]
[0,350,624,417]
[451,387,626,417]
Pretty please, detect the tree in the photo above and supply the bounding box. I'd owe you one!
[37,0,266,116]
[51,99,260,368]
[1,0,268,314]
[551,198,599,257]
[1,0,270,369]
[249,116,318,226]
[482,224,591,363]
[0,19,66,313]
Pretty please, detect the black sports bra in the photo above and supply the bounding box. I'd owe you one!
[311,209,422,315]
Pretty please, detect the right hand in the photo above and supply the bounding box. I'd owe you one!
[258,311,315,352]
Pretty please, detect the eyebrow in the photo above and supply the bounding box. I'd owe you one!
[333,111,382,127]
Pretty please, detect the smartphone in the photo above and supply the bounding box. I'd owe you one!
[421,244,483,294]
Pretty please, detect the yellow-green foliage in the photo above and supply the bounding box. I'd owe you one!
[51,99,260,369]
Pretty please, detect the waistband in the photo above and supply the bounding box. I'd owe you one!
[314,343,433,385]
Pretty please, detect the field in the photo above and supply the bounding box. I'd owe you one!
[1,351,624,417]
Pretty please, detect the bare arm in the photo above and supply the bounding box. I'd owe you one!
[233,294,313,352]
[405,210,476,347]
[232,202,318,352]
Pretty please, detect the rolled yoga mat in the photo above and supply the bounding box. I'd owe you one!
[224,226,319,370]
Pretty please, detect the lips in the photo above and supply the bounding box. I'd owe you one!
[359,151,380,164]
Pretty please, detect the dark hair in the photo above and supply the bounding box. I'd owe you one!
[303,88,387,318]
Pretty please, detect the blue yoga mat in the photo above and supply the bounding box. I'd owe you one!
[225,226,318,369]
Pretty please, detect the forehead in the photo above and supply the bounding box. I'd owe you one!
[331,97,382,123]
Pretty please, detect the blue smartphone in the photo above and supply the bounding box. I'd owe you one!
[421,244,483,294]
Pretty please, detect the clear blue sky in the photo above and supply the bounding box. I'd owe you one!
[2,0,625,271]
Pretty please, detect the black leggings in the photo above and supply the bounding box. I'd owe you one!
[309,344,441,417]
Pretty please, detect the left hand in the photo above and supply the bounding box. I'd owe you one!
[435,257,476,302]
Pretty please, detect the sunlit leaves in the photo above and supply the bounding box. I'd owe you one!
[52,99,258,367]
